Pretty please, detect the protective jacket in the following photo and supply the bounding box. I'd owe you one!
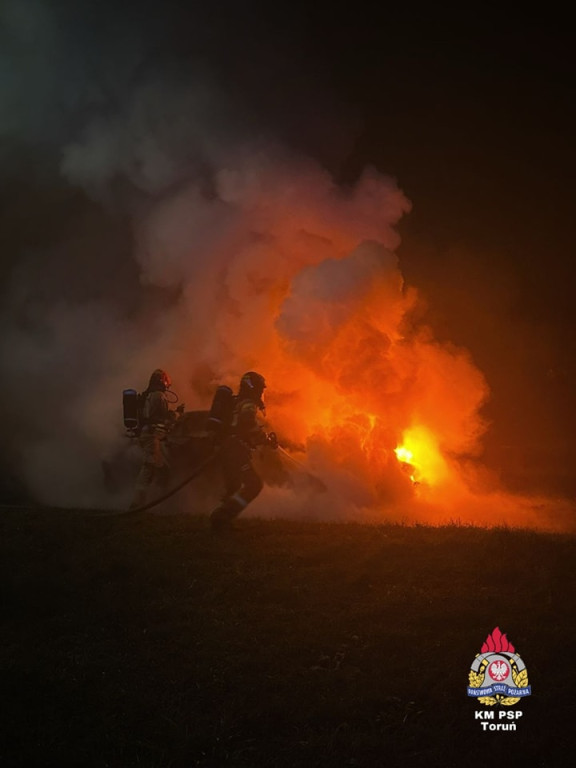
[230,397,267,448]
[141,390,171,432]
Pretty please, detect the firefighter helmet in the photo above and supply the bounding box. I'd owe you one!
[148,369,172,391]
[239,371,266,407]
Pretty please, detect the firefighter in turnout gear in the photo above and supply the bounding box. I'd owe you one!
[130,369,182,509]
[210,371,277,530]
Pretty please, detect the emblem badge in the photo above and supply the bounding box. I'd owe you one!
[467,627,531,706]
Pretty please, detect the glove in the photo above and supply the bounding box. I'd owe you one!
[267,432,279,450]
[176,403,185,415]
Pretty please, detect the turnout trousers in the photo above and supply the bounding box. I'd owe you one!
[131,428,170,508]
[210,435,263,528]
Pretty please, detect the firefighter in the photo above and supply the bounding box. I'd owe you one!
[210,371,277,530]
[130,368,182,509]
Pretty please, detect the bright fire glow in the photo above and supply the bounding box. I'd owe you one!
[395,446,414,464]
[394,426,450,486]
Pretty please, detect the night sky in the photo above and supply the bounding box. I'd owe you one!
[1,1,575,499]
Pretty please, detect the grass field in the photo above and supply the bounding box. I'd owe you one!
[1,508,575,767]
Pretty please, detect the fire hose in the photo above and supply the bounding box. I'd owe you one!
[0,443,326,518]
[0,451,219,518]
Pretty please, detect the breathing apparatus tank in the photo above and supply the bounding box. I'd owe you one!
[206,385,235,438]
[123,389,141,435]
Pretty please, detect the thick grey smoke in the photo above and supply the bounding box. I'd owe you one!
[0,0,411,507]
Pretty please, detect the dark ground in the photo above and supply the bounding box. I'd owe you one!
[1,509,575,768]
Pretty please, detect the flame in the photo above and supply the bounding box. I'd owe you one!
[394,426,451,486]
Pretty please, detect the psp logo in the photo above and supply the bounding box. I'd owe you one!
[467,627,531,708]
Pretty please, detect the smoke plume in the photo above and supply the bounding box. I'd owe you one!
[1,0,573,532]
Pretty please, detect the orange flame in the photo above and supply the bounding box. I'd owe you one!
[394,426,451,487]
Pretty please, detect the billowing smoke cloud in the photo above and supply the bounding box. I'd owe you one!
[1,1,573,532]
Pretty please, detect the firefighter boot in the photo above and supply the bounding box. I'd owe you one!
[209,497,244,532]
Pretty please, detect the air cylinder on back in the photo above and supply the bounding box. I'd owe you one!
[206,385,235,437]
[123,389,140,433]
